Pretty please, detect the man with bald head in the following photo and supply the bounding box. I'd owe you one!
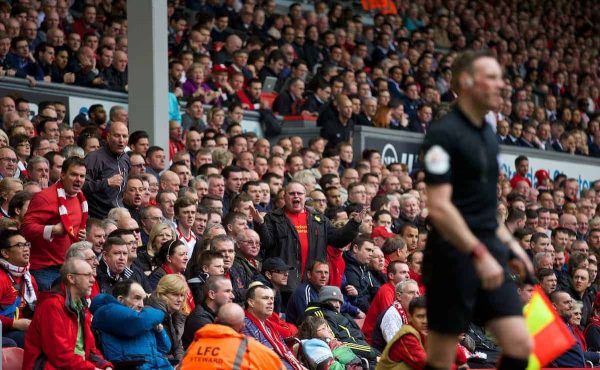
[101,50,128,92]
[181,301,284,370]
[159,170,180,192]
[84,122,130,218]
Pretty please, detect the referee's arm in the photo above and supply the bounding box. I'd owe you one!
[427,183,504,290]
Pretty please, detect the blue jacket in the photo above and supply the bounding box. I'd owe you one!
[90,294,173,370]
[550,320,600,368]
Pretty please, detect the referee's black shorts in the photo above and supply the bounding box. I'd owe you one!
[422,230,523,335]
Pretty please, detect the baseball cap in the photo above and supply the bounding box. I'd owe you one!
[318,286,344,304]
[371,226,394,239]
[262,257,294,273]
[212,64,229,73]
[535,169,550,184]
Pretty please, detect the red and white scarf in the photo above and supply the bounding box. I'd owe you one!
[0,258,36,308]
[245,310,306,370]
[393,300,409,325]
[56,182,88,241]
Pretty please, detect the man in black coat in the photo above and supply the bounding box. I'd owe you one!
[252,181,364,292]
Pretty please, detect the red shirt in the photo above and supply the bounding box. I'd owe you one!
[285,210,309,275]
[363,281,396,343]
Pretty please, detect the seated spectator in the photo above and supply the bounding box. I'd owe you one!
[182,275,234,348]
[363,261,409,344]
[146,274,189,364]
[343,236,377,313]
[96,236,135,293]
[0,229,38,348]
[233,228,262,287]
[181,302,284,370]
[243,283,306,370]
[136,223,175,276]
[148,239,189,291]
[377,296,468,370]
[23,258,112,369]
[187,250,225,303]
[296,316,363,369]
[304,285,380,366]
[272,77,306,116]
[372,279,420,351]
[90,280,173,369]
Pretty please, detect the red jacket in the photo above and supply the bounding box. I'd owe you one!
[0,268,38,328]
[23,287,112,370]
[22,183,84,270]
[362,281,395,343]
[326,246,345,288]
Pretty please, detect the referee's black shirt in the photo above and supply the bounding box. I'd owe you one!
[421,106,499,233]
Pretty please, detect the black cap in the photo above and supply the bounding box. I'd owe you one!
[262,257,294,273]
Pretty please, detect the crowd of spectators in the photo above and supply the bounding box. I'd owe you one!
[2,0,600,156]
[0,0,599,369]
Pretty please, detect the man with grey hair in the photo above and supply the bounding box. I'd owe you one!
[372,279,420,351]
[393,193,422,233]
[65,240,100,297]
[23,258,112,369]
[27,156,50,189]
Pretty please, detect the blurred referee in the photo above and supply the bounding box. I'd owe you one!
[421,50,534,370]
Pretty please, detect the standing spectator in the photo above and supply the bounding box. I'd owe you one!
[253,181,363,291]
[343,236,377,313]
[22,156,88,291]
[83,121,130,219]
[23,258,113,369]
[320,95,355,150]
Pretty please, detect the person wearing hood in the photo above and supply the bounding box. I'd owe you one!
[0,229,38,348]
[90,280,172,369]
[23,258,113,370]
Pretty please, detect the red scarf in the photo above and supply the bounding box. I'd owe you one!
[245,310,305,370]
[584,315,600,338]
[393,300,409,325]
[56,181,87,241]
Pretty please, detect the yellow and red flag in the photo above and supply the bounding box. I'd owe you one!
[524,286,576,370]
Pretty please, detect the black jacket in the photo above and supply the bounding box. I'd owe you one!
[255,207,360,291]
[83,146,130,219]
[233,255,261,289]
[146,293,186,362]
[182,302,217,348]
[342,252,377,312]
[304,302,379,364]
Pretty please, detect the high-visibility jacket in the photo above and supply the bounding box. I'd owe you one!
[181,323,285,370]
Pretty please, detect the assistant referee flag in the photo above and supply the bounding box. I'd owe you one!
[525,286,576,370]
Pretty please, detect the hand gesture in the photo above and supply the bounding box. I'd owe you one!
[107,174,124,187]
[350,207,369,223]
[345,285,358,296]
[250,204,264,224]
[78,228,86,241]
[13,318,31,331]
[473,248,504,290]
[507,239,534,282]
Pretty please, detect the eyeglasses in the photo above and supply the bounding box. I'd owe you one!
[70,272,94,278]
[126,228,141,233]
[9,242,31,249]
[272,270,289,275]
[0,158,17,163]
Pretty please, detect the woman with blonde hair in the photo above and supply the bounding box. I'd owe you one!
[146,274,189,364]
[373,106,393,128]
[137,223,176,276]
